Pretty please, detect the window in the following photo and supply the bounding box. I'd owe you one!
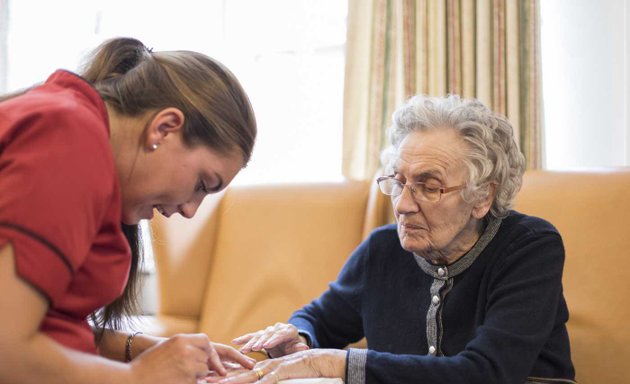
[4,0,348,183]
[540,0,630,169]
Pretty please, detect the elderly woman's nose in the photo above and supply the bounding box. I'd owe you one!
[394,184,420,214]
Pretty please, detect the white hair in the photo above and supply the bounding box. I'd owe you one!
[381,94,526,218]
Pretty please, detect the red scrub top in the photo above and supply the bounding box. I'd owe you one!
[0,70,131,354]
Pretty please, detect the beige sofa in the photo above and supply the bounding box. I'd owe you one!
[138,168,630,384]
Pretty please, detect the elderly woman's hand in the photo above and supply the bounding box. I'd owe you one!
[213,349,347,384]
[232,323,310,358]
[204,361,254,383]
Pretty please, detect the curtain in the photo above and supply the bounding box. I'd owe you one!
[342,0,542,235]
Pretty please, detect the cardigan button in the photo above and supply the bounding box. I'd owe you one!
[437,267,446,277]
[428,346,436,355]
[432,295,440,305]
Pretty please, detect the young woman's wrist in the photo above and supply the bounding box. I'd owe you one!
[128,333,164,361]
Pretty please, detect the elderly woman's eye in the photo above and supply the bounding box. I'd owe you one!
[422,182,441,193]
[424,188,440,195]
[391,182,403,193]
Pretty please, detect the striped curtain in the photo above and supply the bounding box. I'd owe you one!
[342,0,542,183]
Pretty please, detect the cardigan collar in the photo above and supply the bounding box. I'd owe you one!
[414,216,502,280]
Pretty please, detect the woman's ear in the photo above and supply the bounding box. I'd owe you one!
[144,108,185,150]
[472,182,497,219]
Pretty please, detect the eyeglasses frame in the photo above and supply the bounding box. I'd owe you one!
[376,175,466,203]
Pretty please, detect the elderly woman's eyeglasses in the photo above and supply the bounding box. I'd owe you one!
[376,176,466,203]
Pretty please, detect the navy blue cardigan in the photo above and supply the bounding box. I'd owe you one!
[289,211,575,384]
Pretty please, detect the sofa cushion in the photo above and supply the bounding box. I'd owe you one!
[514,169,630,384]
[196,181,371,344]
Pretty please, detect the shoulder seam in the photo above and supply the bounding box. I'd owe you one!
[0,221,74,275]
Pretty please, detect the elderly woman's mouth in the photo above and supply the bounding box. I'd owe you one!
[401,223,426,231]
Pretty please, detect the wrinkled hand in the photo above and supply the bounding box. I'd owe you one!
[214,349,347,384]
[129,334,256,384]
[232,323,309,358]
[204,362,252,383]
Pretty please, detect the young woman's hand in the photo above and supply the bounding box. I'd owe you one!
[130,333,256,384]
[212,342,257,372]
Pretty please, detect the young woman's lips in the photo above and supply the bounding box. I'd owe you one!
[154,205,170,218]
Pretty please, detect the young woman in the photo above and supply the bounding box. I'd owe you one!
[0,37,257,383]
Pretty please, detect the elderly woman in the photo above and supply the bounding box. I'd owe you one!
[225,95,575,384]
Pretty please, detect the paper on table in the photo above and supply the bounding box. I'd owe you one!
[279,379,343,384]
[199,376,343,384]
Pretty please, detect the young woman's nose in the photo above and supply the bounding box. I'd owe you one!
[178,196,203,219]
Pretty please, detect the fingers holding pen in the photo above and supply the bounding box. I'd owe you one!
[129,333,214,384]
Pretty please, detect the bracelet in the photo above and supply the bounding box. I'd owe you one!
[125,331,143,363]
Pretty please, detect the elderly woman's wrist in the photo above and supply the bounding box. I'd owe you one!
[332,349,348,378]
[311,349,347,378]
